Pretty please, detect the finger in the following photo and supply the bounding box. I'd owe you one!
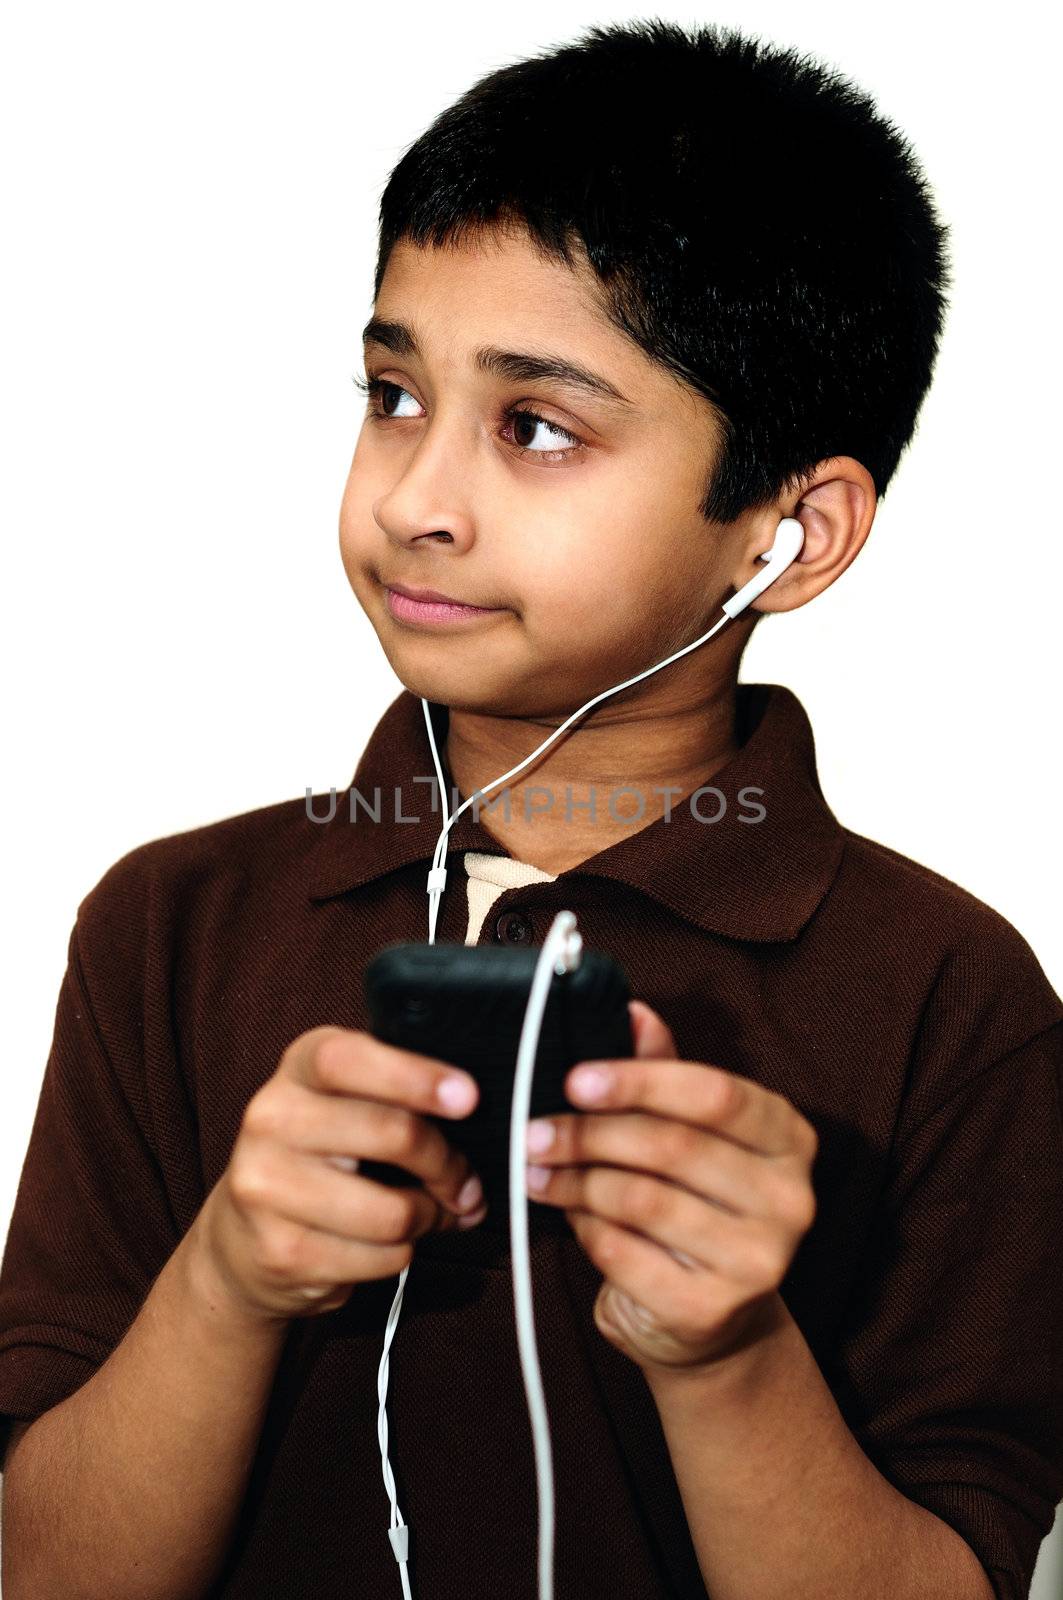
[245,1077,483,1219]
[285,1027,480,1121]
[246,1143,447,1247]
[255,1217,418,1300]
[528,1109,776,1217]
[568,1205,729,1320]
[540,1165,786,1288]
[570,1206,701,1314]
[627,1000,677,1061]
[565,1059,802,1157]
[568,1208,752,1357]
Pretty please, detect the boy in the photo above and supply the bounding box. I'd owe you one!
[1,18,1060,1600]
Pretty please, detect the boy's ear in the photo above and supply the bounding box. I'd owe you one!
[746,458,876,616]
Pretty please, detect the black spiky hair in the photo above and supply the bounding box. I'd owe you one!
[372,17,952,524]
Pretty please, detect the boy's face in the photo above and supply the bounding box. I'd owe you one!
[339,224,751,718]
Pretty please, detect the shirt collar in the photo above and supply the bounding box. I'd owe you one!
[307,681,846,943]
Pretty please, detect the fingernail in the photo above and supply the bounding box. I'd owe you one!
[438,1075,476,1113]
[571,1066,611,1100]
[456,1175,483,1212]
[526,1120,555,1154]
[457,1202,487,1230]
[327,1155,360,1173]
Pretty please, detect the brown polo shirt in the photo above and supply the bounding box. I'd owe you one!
[1,681,1061,1600]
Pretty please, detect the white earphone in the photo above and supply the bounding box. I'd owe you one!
[377,513,806,1598]
[721,516,805,618]
[418,514,805,941]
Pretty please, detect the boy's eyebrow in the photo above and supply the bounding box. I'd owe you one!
[361,316,635,408]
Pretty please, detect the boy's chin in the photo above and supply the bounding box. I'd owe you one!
[367,607,646,719]
[365,623,509,709]
[394,674,542,718]
[375,629,661,722]
[384,652,581,721]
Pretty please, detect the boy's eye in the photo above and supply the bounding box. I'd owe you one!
[505,409,579,455]
[353,375,584,465]
[372,379,421,420]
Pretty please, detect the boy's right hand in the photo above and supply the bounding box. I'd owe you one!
[190,1026,487,1324]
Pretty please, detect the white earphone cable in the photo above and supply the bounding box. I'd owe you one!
[378,519,805,1594]
[381,614,733,1597]
[422,608,733,944]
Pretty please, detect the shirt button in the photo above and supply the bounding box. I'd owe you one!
[496,910,533,944]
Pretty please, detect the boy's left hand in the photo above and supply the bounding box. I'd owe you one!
[525,1000,819,1379]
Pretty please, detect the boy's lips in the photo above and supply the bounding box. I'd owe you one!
[386,580,498,607]
[382,578,512,627]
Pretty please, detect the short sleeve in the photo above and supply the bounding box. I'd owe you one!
[0,916,181,1461]
[825,1019,1063,1600]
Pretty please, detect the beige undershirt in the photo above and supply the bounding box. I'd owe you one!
[462,851,558,944]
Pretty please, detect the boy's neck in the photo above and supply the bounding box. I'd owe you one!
[441,677,741,877]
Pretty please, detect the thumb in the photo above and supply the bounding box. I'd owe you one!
[627,999,677,1061]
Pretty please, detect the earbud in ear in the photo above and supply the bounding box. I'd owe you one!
[721,517,805,619]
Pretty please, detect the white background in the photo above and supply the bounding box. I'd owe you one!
[1,2,1060,1591]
